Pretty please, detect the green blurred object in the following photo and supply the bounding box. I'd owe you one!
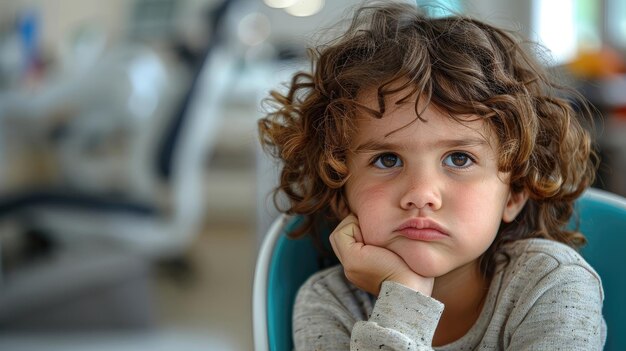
[415,0,462,17]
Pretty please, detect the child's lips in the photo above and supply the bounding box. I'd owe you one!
[395,218,449,241]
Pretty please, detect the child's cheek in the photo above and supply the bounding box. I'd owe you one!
[350,185,389,245]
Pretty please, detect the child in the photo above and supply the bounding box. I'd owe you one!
[258,2,606,350]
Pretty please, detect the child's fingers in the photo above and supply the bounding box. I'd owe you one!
[329,215,362,264]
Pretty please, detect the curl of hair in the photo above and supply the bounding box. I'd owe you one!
[258,1,599,276]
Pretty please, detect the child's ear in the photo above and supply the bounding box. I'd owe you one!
[502,190,529,223]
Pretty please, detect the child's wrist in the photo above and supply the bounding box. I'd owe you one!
[387,273,434,297]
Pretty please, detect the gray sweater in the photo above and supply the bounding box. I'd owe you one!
[293,238,606,350]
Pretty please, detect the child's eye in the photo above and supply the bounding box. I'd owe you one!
[372,153,403,169]
[443,152,474,168]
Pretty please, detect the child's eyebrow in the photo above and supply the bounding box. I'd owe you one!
[353,138,489,153]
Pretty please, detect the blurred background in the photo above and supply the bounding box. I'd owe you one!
[0,0,624,350]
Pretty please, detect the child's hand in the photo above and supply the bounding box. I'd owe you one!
[329,214,434,297]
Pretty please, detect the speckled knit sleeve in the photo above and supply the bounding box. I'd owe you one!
[293,266,443,351]
[351,281,444,350]
[292,265,371,350]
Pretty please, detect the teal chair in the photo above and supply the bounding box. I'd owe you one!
[252,188,626,351]
[252,215,321,351]
[571,188,626,350]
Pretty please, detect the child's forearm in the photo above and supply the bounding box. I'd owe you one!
[293,267,442,351]
[351,281,443,350]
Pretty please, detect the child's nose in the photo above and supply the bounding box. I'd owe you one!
[399,172,442,211]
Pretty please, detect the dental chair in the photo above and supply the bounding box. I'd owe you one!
[0,0,236,330]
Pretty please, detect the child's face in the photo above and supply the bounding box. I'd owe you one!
[344,92,527,279]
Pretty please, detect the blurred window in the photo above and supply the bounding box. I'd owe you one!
[532,0,601,65]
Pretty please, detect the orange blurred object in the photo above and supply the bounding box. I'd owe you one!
[567,46,626,79]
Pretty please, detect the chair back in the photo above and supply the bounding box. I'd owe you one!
[253,188,626,351]
[253,215,321,351]
[571,188,626,351]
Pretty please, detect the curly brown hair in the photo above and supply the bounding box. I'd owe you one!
[258,2,598,277]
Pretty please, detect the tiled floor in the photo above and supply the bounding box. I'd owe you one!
[155,220,256,351]
[0,194,259,351]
